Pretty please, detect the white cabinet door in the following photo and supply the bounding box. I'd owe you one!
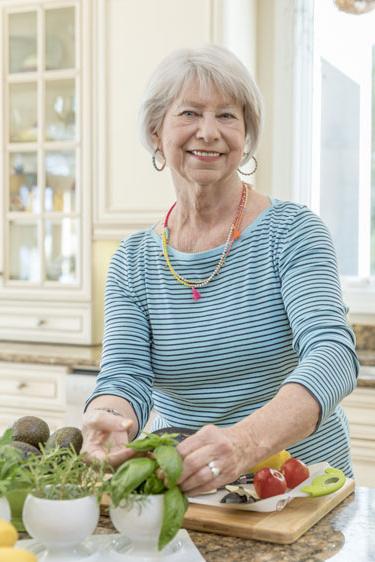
[0,0,93,343]
[93,0,219,239]
[342,386,375,487]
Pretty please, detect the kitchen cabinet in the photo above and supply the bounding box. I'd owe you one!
[0,0,226,343]
[0,361,68,433]
[341,386,375,487]
[0,0,93,343]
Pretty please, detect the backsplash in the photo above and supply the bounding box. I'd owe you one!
[352,324,375,351]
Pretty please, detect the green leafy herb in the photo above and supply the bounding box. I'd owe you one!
[143,472,165,495]
[158,487,188,550]
[0,428,13,446]
[154,445,183,488]
[0,443,24,496]
[110,457,156,506]
[23,445,108,501]
[110,431,188,550]
[127,432,179,452]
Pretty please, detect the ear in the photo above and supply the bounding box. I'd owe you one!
[151,129,160,151]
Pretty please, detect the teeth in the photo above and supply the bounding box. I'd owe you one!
[191,150,221,157]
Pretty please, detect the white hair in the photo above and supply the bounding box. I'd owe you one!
[138,45,263,164]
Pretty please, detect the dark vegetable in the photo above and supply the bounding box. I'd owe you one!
[45,427,83,454]
[158,486,188,550]
[12,416,50,449]
[220,492,255,504]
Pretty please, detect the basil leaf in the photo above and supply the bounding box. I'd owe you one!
[158,487,188,550]
[110,457,156,506]
[143,472,166,495]
[127,433,179,452]
[0,429,13,446]
[154,445,183,488]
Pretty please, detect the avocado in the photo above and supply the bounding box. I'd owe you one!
[11,441,41,459]
[12,416,50,449]
[45,427,83,453]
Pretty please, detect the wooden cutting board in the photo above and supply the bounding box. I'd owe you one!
[183,478,355,544]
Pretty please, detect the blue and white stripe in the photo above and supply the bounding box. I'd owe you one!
[87,199,359,477]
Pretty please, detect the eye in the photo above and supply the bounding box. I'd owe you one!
[219,112,236,119]
[179,110,198,117]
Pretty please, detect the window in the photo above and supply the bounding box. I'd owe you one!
[291,1,375,314]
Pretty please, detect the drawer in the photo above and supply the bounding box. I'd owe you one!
[0,362,67,411]
[0,301,92,344]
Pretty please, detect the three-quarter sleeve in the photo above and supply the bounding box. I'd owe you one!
[86,243,154,432]
[277,207,359,428]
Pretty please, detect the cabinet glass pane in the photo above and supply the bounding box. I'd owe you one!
[9,152,39,212]
[45,152,76,212]
[9,11,37,74]
[45,7,75,70]
[9,82,37,142]
[45,219,77,283]
[45,79,76,141]
[9,222,39,281]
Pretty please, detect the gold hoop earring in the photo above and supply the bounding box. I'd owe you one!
[238,155,257,176]
[152,148,166,171]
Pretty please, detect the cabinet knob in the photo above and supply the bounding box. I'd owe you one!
[37,319,47,327]
[17,382,28,390]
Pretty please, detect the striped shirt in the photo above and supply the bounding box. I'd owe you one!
[87,199,359,476]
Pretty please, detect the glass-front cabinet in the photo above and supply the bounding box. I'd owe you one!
[0,0,92,343]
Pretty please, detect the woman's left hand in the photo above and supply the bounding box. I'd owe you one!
[176,424,253,496]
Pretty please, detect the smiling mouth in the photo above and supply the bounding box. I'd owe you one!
[188,150,223,157]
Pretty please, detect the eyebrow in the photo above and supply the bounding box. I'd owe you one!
[176,100,238,110]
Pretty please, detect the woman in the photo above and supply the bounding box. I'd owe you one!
[82,45,358,496]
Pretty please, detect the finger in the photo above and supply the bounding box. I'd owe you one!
[178,445,214,483]
[177,431,208,458]
[84,411,133,433]
[186,481,222,496]
[106,446,135,467]
[179,463,216,493]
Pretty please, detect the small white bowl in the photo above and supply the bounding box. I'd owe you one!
[0,496,11,521]
[110,494,164,554]
[23,493,99,561]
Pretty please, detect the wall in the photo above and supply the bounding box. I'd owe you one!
[92,0,259,343]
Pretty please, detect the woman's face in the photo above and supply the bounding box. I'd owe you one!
[154,79,246,186]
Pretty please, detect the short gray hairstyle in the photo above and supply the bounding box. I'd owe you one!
[139,45,263,164]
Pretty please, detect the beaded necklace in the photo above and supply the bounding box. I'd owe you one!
[161,183,249,301]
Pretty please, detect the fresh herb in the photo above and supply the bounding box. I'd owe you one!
[109,432,188,550]
[0,429,32,496]
[159,486,188,550]
[127,433,179,452]
[22,444,108,501]
[110,457,156,505]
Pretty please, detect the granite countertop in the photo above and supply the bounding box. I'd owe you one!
[93,487,374,562]
[0,341,101,371]
[0,340,375,388]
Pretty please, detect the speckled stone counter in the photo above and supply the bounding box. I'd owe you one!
[0,341,101,370]
[95,487,374,562]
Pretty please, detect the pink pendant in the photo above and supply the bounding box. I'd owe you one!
[192,287,201,301]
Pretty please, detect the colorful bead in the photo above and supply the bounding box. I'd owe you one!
[162,184,249,300]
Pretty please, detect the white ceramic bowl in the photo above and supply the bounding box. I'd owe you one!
[0,496,11,521]
[23,493,99,551]
[110,494,164,553]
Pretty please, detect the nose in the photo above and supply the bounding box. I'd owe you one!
[196,112,220,143]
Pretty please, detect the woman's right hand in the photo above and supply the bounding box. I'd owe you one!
[81,409,135,467]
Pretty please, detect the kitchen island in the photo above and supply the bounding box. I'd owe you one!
[94,487,374,562]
